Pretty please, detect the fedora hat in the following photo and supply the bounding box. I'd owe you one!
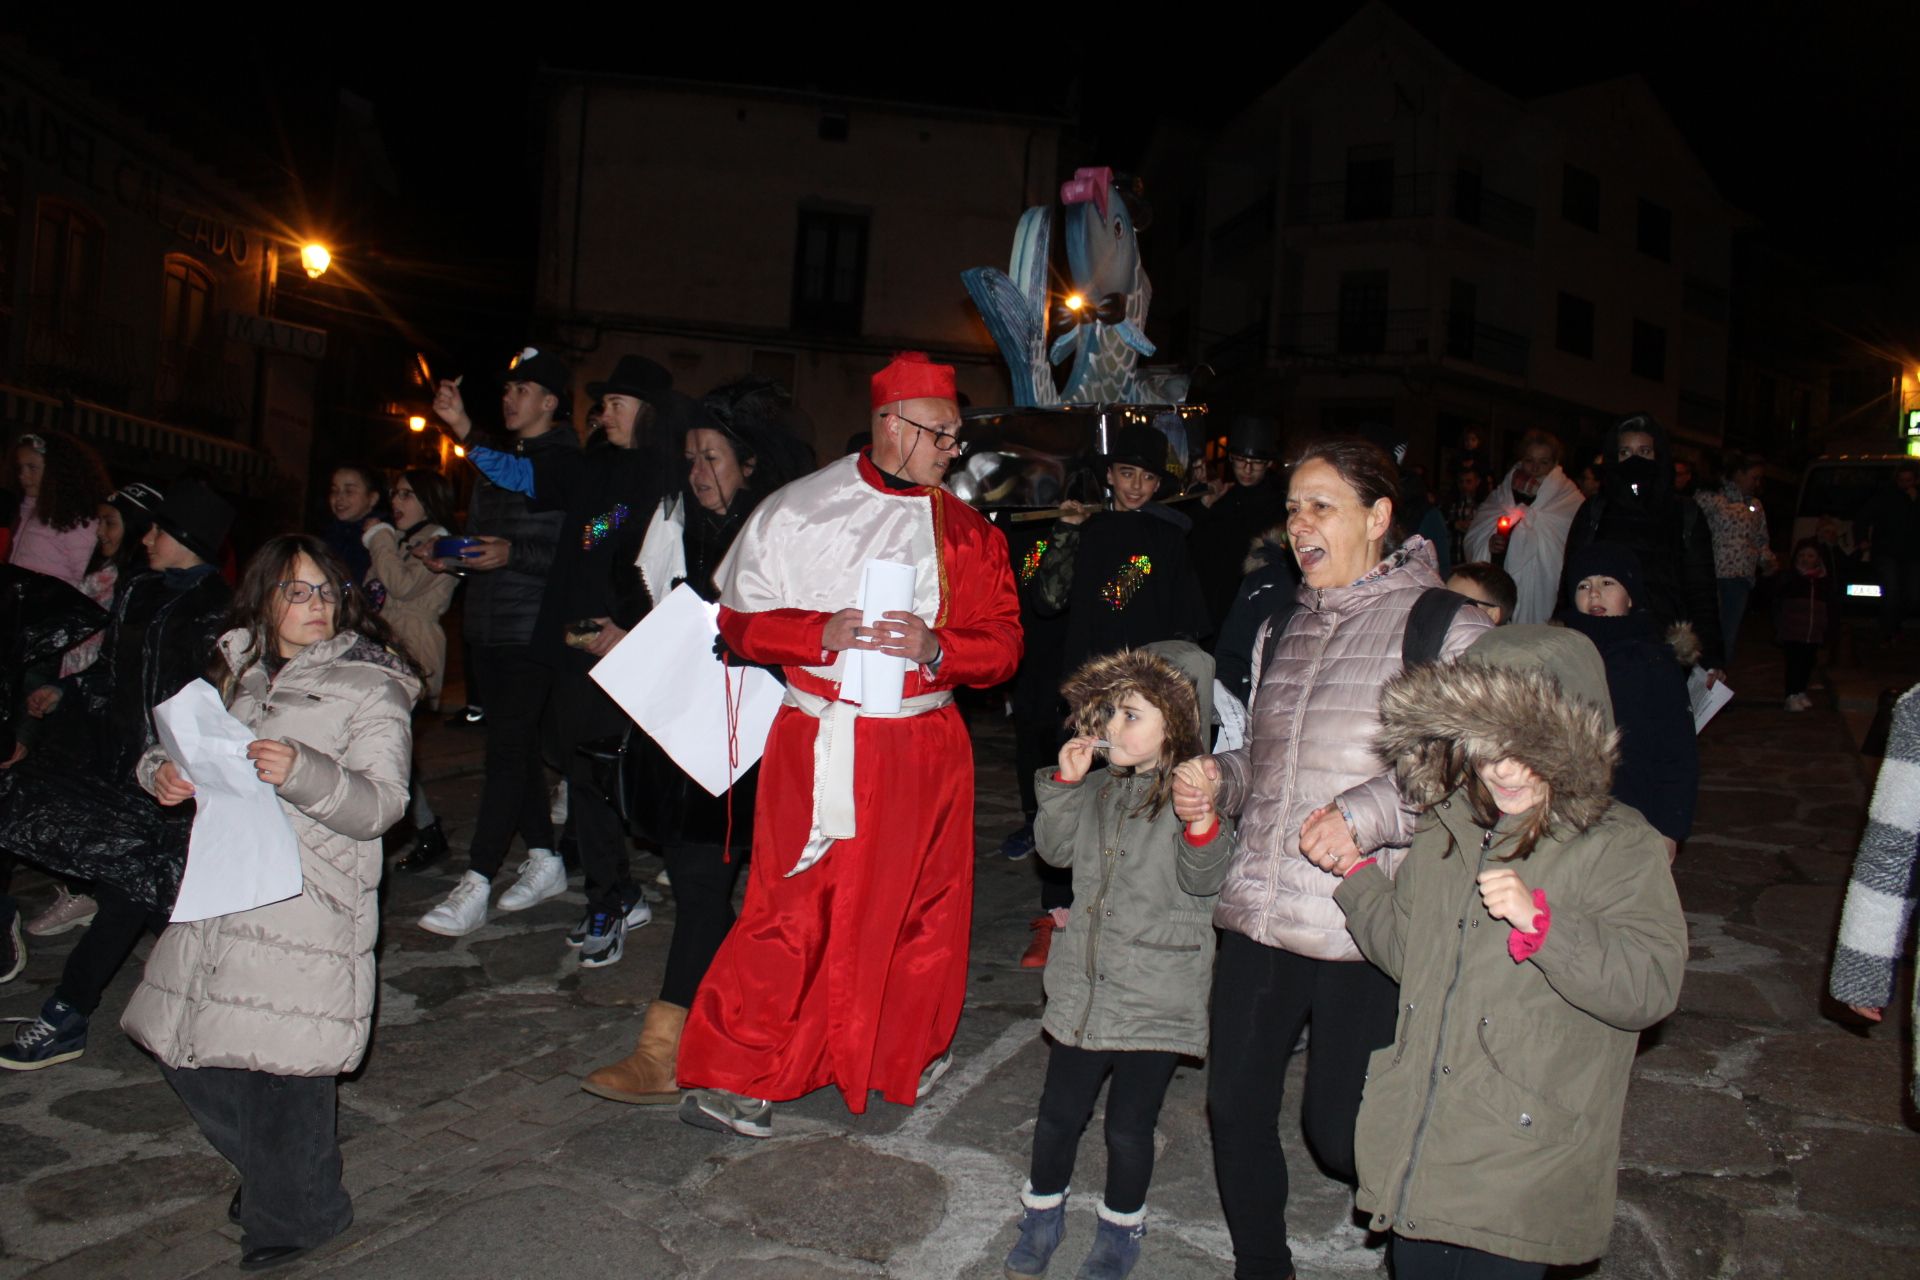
[148,480,234,564]
[1098,421,1175,490]
[586,355,673,403]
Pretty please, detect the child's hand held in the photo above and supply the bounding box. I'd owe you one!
[1057,736,1099,784]
[1477,868,1536,930]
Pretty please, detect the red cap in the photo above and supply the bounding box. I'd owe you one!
[870,351,957,409]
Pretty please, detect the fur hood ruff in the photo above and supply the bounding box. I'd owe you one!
[1060,642,1212,759]
[1374,625,1619,836]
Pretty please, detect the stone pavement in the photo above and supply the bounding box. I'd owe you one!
[2,624,1917,1279]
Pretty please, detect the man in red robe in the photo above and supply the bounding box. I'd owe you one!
[677,353,1023,1137]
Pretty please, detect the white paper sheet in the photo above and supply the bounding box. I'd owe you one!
[154,680,303,924]
[1687,665,1734,734]
[589,584,784,797]
[842,558,916,713]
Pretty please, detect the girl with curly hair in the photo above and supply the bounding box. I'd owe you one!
[9,431,112,586]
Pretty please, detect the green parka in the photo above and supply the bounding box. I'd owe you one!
[1036,642,1232,1058]
[1333,626,1687,1266]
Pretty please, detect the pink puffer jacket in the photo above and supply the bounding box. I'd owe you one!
[1212,538,1492,960]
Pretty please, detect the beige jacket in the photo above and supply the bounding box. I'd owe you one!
[122,628,417,1076]
[1211,539,1491,960]
[363,521,455,706]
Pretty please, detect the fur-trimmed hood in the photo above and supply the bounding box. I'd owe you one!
[1060,640,1214,759]
[1374,625,1618,834]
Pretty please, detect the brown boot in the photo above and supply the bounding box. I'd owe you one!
[581,1000,687,1104]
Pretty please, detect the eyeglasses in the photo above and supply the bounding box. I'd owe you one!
[275,580,345,605]
[888,411,964,454]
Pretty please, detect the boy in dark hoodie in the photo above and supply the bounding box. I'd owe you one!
[1559,543,1698,860]
[1773,537,1836,711]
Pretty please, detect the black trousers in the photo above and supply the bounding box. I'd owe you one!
[56,882,165,1016]
[465,645,555,880]
[1026,721,1074,913]
[658,842,745,1007]
[1207,930,1401,1280]
[549,666,632,908]
[161,1063,353,1251]
[1391,1234,1547,1280]
[1782,641,1819,697]
[1029,1043,1181,1214]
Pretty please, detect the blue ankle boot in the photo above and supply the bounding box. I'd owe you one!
[1075,1202,1145,1279]
[1004,1185,1067,1277]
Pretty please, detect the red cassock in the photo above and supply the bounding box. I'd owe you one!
[676,453,1023,1111]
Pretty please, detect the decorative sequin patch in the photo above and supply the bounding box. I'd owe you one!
[582,504,630,550]
[1019,539,1049,584]
[1101,555,1153,609]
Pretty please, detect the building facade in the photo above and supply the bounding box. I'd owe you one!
[533,73,1064,455]
[1149,3,1742,478]
[0,49,320,510]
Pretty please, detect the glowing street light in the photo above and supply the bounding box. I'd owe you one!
[300,242,332,279]
[408,415,427,432]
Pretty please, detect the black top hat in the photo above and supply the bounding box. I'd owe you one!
[1099,422,1175,490]
[148,480,234,564]
[1225,414,1280,462]
[586,355,673,403]
[107,482,162,540]
[494,346,572,396]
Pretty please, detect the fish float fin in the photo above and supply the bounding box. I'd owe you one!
[1048,328,1079,366]
[1111,320,1157,358]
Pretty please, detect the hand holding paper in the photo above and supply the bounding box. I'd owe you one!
[153,680,303,924]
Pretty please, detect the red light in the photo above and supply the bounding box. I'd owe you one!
[1496,515,1513,534]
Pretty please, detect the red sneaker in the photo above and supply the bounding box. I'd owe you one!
[1019,916,1056,969]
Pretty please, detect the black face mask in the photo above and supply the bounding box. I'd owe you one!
[1613,455,1659,496]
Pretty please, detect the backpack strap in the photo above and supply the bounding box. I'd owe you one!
[1404,587,1470,668]
[1254,595,1302,693]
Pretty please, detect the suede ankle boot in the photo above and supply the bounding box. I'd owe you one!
[1004,1184,1067,1277]
[580,1000,687,1104]
[1075,1201,1144,1279]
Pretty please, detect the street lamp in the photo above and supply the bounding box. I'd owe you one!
[300,243,332,279]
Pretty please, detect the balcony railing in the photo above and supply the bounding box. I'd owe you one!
[22,295,139,408]
[1450,172,1536,246]
[1444,315,1530,377]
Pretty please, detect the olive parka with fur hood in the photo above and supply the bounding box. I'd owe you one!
[1035,641,1233,1058]
[1333,626,1687,1266]
[123,627,418,1077]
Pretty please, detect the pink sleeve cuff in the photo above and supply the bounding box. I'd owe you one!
[1184,816,1220,845]
[1343,855,1378,878]
[1507,889,1551,961]
[1051,771,1078,784]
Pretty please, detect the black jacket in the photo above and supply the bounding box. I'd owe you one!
[1189,477,1285,631]
[1560,609,1699,841]
[463,427,573,648]
[526,437,670,669]
[1036,505,1210,676]
[1214,531,1298,705]
[1561,419,1724,669]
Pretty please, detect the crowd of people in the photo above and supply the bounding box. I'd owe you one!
[0,364,1912,1278]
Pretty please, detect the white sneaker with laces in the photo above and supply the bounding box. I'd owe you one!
[498,849,568,911]
[419,871,491,937]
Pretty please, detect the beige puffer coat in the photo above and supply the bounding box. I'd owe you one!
[122,628,417,1076]
[363,521,454,707]
[1212,539,1492,960]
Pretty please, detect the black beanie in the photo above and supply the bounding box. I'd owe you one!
[1564,541,1644,606]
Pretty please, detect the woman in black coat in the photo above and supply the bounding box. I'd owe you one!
[1561,413,1725,679]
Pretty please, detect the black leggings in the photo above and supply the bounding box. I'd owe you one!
[56,883,166,1016]
[1029,1043,1180,1214]
[1207,930,1401,1279]
[1391,1234,1547,1280]
[1782,641,1819,697]
[658,842,744,1008]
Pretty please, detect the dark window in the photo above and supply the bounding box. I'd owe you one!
[791,209,868,335]
[1337,269,1389,353]
[1637,198,1671,262]
[1631,319,1667,381]
[1562,165,1600,232]
[31,198,103,335]
[1446,279,1478,360]
[1344,145,1395,220]
[156,254,213,405]
[1452,161,1483,227]
[1556,292,1594,358]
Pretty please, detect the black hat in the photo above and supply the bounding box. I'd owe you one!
[586,355,673,403]
[1564,541,1644,607]
[148,480,234,564]
[1099,422,1175,489]
[107,481,161,540]
[493,345,572,396]
[1225,414,1280,462]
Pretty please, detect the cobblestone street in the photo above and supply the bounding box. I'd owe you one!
[2,628,1917,1279]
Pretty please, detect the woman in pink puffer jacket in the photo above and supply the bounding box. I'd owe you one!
[1175,438,1490,1280]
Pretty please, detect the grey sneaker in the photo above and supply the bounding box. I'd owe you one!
[916,1050,954,1101]
[578,910,626,969]
[567,896,652,949]
[679,1088,773,1139]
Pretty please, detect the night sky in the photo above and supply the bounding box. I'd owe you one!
[9,1,1917,338]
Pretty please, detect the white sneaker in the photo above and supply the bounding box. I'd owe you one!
[498,849,568,911]
[419,871,491,937]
